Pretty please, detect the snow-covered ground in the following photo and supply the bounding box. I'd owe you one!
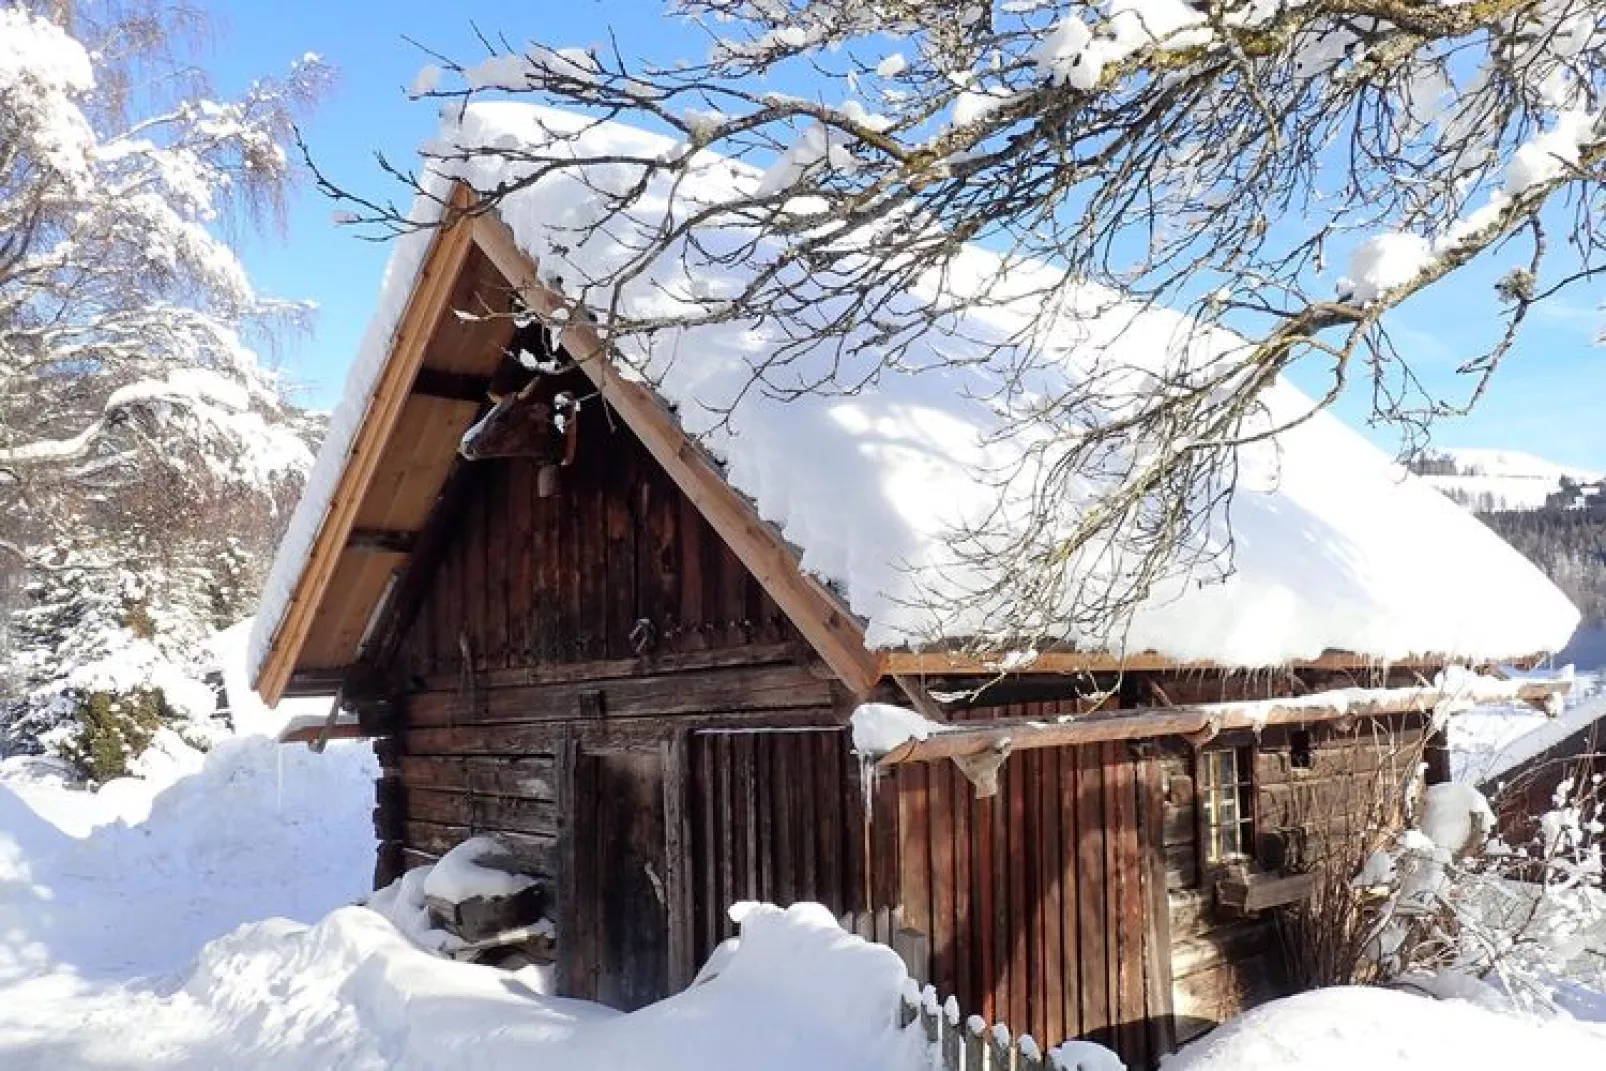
[1165,985,1604,1070]
[0,683,1603,1067]
[0,735,379,1067]
[0,729,936,1069]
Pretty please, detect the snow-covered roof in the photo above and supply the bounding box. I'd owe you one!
[249,104,1579,692]
[1481,690,1606,786]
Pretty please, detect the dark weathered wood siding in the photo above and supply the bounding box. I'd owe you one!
[1157,713,1428,1041]
[395,380,804,680]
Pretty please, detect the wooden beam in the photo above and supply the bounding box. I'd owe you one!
[872,678,1572,766]
[278,716,371,745]
[892,673,950,723]
[347,528,418,555]
[254,186,478,705]
[878,648,1464,678]
[470,206,884,697]
[412,367,492,403]
[359,459,483,685]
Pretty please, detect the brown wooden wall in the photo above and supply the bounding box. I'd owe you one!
[394,375,803,681]
[1158,713,1428,1040]
[685,727,897,962]
[890,742,1172,1067]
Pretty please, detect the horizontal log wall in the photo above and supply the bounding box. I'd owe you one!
[396,367,805,680]
[379,655,851,925]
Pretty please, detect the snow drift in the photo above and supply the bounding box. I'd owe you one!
[1163,985,1605,1071]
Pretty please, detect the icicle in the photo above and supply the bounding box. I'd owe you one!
[859,751,880,820]
[275,740,284,815]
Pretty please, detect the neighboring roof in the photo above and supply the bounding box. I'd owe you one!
[1481,689,1606,786]
[248,104,1579,699]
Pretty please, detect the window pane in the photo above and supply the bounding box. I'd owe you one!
[1217,787,1237,827]
[1221,821,1241,857]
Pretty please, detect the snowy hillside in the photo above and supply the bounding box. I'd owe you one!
[1414,447,1602,512]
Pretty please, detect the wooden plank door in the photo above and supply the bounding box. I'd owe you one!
[572,748,670,1011]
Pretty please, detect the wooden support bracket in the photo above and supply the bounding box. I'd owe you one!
[1181,718,1221,750]
[952,740,1013,798]
[892,674,949,724]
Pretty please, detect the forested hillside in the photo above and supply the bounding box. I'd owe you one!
[1478,509,1606,625]
[1476,507,1606,670]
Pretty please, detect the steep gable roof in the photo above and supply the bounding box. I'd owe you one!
[249,105,1578,702]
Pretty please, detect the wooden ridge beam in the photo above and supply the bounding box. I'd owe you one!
[873,678,1572,766]
[254,185,477,705]
[469,205,884,697]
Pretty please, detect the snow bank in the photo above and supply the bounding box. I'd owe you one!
[251,103,1578,687]
[1164,986,1605,1070]
[0,734,376,983]
[4,895,935,1069]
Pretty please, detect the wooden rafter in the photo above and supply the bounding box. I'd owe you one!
[254,186,478,705]
[469,205,883,697]
[873,678,1572,766]
[346,528,418,554]
[878,648,1482,678]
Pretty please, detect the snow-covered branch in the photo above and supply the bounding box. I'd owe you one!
[323,0,1606,653]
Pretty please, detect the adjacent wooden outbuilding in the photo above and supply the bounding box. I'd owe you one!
[251,112,1577,1067]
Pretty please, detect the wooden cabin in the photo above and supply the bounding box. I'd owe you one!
[250,108,1578,1067]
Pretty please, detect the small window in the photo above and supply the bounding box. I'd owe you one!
[1290,729,1313,770]
[1200,747,1255,864]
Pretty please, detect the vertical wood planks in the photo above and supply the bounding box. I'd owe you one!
[1077,745,1110,1047]
[1041,747,1066,1050]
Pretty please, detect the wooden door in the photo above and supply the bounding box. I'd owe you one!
[572,748,670,1010]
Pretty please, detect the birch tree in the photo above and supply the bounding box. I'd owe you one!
[0,1,325,566]
[0,2,325,773]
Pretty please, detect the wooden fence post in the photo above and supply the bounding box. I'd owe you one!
[964,1014,989,1071]
[988,1022,1014,1071]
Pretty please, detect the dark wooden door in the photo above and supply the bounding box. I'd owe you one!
[573,748,669,1010]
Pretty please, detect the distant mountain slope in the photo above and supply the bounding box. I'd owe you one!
[1410,447,1602,512]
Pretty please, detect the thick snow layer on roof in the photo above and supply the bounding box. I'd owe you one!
[1482,689,1606,786]
[250,104,1579,684]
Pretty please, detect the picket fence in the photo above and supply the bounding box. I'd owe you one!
[896,984,1121,1071]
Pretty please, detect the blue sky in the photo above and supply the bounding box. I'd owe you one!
[210,1,1606,470]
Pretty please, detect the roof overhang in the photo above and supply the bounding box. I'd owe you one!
[253,184,883,704]
[872,675,1572,768]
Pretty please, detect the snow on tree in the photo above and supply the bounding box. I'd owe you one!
[323,0,1605,652]
[0,3,326,777]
